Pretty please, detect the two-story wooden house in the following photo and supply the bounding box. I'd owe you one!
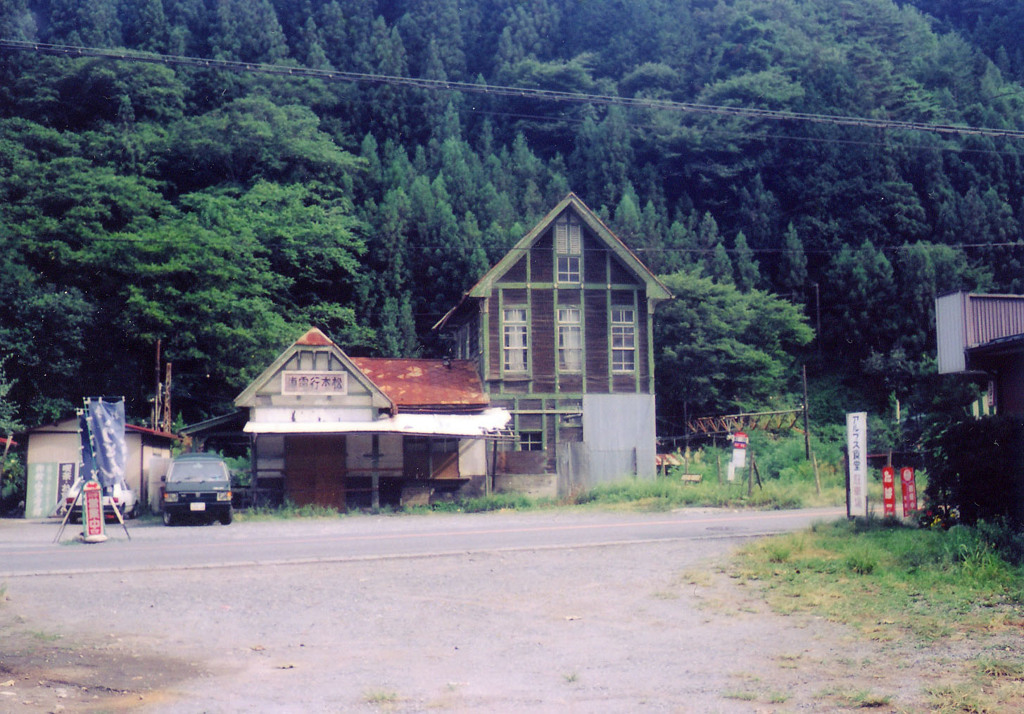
[434,193,672,494]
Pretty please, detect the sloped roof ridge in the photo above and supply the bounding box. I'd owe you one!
[295,327,335,346]
[433,192,672,331]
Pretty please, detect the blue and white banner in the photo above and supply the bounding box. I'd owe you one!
[85,398,127,489]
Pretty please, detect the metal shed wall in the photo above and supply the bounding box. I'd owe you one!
[937,292,1024,374]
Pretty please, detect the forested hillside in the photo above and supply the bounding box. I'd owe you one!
[2,0,1023,439]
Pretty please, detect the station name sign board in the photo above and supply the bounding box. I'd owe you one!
[281,371,348,396]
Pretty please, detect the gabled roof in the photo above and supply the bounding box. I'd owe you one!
[233,327,394,410]
[351,357,490,412]
[434,192,671,330]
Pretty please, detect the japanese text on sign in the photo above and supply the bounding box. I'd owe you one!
[847,412,868,517]
[882,466,896,517]
[901,467,918,517]
[281,371,349,396]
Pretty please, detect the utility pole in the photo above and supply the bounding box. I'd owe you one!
[802,365,811,460]
[153,340,162,430]
[162,363,172,434]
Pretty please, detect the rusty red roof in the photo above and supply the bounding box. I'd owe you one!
[295,327,336,347]
[350,358,489,411]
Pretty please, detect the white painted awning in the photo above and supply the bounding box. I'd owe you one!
[243,407,511,439]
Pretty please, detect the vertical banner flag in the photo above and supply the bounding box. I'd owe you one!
[901,467,918,517]
[86,398,127,489]
[78,411,96,482]
[881,466,896,517]
[846,412,868,517]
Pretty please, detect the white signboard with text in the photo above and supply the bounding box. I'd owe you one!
[846,412,868,517]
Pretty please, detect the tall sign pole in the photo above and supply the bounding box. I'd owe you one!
[846,412,868,518]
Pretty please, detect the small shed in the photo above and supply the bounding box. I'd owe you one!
[936,291,1024,415]
[23,418,178,518]
[235,328,511,509]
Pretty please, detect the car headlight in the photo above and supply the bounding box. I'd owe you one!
[217,491,232,502]
[163,493,179,503]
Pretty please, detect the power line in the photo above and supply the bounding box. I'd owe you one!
[4,39,1024,142]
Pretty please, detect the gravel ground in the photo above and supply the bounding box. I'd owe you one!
[0,514,1004,713]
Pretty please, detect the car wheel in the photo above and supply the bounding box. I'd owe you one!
[219,508,233,526]
[162,510,174,526]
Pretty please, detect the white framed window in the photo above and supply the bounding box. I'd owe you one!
[555,215,582,283]
[611,307,636,373]
[557,308,582,372]
[503,308,528,372]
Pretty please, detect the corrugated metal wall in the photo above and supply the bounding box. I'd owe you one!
[555,394,657,495]
[936,292,1024,374]
[967,295,1024,346]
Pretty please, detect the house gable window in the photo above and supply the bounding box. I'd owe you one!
[611,307,636,373]
[555,214,582,284]
[503,307,529,373]
[557,307,582,372]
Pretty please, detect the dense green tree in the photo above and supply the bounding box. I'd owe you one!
[1,0,1024,434]
[778,222,808,299]
[210,0,289,63]
[733,231,760,292]
[163,96,360,192]
[654,269,813,425]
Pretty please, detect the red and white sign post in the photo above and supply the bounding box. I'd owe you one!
[82,480,107,543]
[901,467,918,517]
[731,431,748,467]
[881,466,896,517]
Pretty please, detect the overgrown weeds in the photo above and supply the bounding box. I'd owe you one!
[735,517,1024,709]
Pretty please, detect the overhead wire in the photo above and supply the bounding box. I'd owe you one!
[4,39,1024,142]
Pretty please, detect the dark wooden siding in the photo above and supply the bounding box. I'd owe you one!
[503,254,528,283]
[583,231,605,283]
[585,289,609,392]
[531,288,555,392]
[488,297,501,378]
[530,230,554,283]
[638,297,651,388]
[608,255,635,284]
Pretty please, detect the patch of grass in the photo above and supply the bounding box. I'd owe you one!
[975,658,1024,681]
[562,671,579,684]
[926,683,992,713]
[834,689,892,708]
[736,518,1024,708]
[722,690,757,701]
[242,501,343,520]
[363,688,401,705]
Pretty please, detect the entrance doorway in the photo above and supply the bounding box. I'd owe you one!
[285,435,346,509]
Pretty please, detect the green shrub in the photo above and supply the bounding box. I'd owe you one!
[924,416,1024,526]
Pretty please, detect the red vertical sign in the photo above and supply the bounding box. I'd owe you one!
[83,480,105,539]
[881,466,896,517]
[900,467,918,517]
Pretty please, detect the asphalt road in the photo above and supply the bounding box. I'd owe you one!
[0,506,846,577]
[10,506,966,714]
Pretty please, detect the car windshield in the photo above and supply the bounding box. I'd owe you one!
[169,461,227,483]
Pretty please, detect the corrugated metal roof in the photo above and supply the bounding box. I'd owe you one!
[350,357,489,410]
